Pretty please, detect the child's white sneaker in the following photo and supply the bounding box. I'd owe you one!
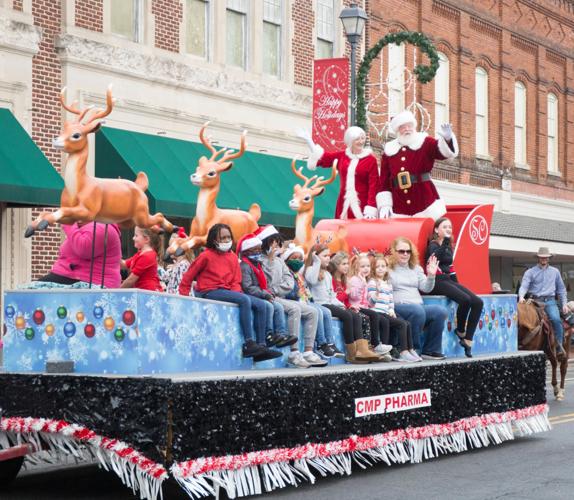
[288,351,311,368]
[398,352,416,363]
[409,350,423,362]
[373,343,393,355]
[303,351,328,367]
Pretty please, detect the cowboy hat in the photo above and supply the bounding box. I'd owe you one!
[535,246,553,258]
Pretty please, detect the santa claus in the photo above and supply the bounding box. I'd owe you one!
[300,127,379,220]
[377,110,458,220]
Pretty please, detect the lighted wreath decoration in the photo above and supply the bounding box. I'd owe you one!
[356,31,440,130]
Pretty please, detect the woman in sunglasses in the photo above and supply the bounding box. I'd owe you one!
[388,237,448,360]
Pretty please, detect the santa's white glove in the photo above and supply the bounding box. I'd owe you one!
[296,128,323,171]
[376,191,393,219]
[296,128,315,152]
[438,123,453,142]
[363,206,377,220]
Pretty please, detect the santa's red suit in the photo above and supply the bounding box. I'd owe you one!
[377,132,458,220]
[309,147,379,220]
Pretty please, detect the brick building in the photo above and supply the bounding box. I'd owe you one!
[0,0,573,302]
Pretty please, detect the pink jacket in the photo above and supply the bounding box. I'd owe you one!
[51,222,122,288]
[348,275,369,308]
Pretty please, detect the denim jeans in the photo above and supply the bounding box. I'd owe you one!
[245,296,288,344]
[195,289,254,342]
[543,299,564,344]
[395,303,447,354]
[309,302,334,346]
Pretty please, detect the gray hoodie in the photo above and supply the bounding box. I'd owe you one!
[261,256,294,297]
[303,254,344,307]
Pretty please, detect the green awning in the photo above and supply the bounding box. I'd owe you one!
[95,126,339,227]
[0,109,64,206]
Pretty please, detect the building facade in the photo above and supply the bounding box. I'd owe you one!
[1,0,573,300]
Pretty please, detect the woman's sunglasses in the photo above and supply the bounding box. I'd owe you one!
[396,249,412,255]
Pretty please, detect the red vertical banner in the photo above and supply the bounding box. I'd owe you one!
[312,58,349,152]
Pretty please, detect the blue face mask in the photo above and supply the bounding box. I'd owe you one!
[247,253,263,263]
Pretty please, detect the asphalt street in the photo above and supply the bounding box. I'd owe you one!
[3,367,574,500]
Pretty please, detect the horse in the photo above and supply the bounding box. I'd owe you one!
[517,299,571,401]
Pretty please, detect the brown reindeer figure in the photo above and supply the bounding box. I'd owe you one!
[518,299,571,401]
[25,85,175,237]
[289,158,347,254]
[166,123,261,257]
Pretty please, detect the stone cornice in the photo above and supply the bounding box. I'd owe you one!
[0,17,41,56]
[54,34,312,116]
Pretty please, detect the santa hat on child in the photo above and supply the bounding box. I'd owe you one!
[236,233,262,255]
[390,110,417,135]
[255,225,279,241]
[282,243,305,261]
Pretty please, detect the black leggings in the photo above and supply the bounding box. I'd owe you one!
[361,309,412,351]
[323,304,362,344]
[431,278,483,341]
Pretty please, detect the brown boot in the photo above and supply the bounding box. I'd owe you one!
[355,339,380,362]
[345,342,368,364]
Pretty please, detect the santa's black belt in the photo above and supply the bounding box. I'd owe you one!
[392,172,431,189]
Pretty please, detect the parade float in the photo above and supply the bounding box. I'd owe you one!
[0,32,549,500]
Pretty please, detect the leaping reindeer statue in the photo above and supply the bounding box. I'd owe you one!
[25,85,175,237]
[289,158,347,254]
[166,122,261,257]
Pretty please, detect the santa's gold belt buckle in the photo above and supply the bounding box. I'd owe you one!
[397,171,412,189]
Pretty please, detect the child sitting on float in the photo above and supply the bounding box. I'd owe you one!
[367,253,420,362]
[282,242,344,360]
[237,232,298,353]
[121,227,163,291]
[330,252,385,362]
[178,223,281,362]
[162,228,194,294]
[304,245,377,363]
[258,226,326,368]
[348,252,394,360]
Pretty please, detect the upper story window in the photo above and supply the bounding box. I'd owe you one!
[514,81,527,166]
[434,52,449,135]
[475,67,489,156]
[263,0,282,77]
[185,0,209,58]
[387,43,405,118]
[111,0,144,42]
[547,93,559,173]
[316,0,334,59]
[226,0,248,68]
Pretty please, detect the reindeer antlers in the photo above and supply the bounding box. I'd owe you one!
[199,122,247,164]
[60,85,114,124]
[291,157,338,191]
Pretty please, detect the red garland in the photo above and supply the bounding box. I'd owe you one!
[0,416,168,480]
[172,404,548,477]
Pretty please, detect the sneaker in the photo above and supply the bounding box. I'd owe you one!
[329,343,345,358]
[317,343,336,358]
[397,352,416,363]
[379,353,393,362]
[405,351,421,362]
[421,352,446,360]
[242,340,262,358]
[302,351,328,367]
[276,334,299,348]
[287,351,311,368]
[266,333,287,347]
[373,343,393,355]
[253,345,283,362]
[389,347,401,361]
[408,350,423,362]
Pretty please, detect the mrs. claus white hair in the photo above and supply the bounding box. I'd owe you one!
[343,126,366,148]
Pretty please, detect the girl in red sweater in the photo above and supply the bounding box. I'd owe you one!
[121,227,162,291]
[178,224,281,362]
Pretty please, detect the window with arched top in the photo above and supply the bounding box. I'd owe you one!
[547,93,559,173]
[434,52,449,135]
[475,67,489,156]
[514,81,527,166]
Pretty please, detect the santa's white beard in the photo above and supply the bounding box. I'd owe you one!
[397,132,416,147]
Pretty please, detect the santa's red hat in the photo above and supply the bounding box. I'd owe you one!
[255,225,279,241]
[236,233,262,255]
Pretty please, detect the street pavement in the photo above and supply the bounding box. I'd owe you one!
[3,366,574,500]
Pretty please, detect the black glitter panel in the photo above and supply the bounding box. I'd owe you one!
[169,353,546,461]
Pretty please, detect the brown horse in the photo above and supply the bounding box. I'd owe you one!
[518,300,571,401]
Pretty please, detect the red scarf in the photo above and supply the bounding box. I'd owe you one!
[241,257,268,291]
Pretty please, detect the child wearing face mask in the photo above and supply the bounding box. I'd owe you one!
[258,226,325,368]
[237,233,298,352]
[367,254,420,362]
[348,252,394,361]
[178,224,281,362]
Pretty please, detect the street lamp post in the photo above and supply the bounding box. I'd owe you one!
[339,3,368,126]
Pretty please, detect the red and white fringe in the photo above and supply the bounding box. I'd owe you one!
[171,404,550,499]
[0,417,167,500]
